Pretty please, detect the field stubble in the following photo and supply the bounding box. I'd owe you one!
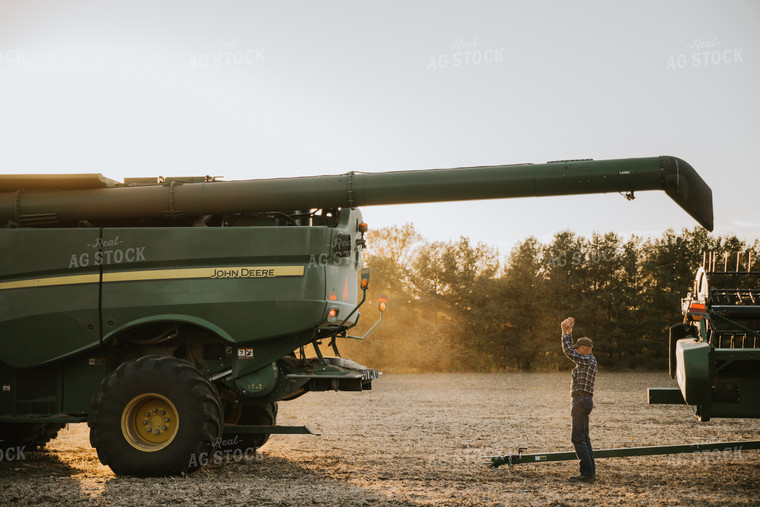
[1,372,759,506]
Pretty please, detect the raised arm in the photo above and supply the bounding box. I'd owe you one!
[561,317,594,364]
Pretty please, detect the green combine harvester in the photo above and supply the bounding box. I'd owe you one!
[0,156,714,476]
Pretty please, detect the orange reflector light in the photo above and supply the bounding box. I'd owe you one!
[378,293,388,312]
[687,302,707,321]
[361,279,368,289]
[358,222,369,233]
[329,292,337,301]
[328,308,338,318]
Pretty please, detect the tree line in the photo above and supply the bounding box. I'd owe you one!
[340,225,760,372]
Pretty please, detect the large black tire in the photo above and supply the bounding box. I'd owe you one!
[88,356,222,477]
[222,401,278,451]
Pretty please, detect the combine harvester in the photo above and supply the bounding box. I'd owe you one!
[0,156,717,476]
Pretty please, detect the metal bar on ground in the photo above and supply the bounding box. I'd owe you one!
[487,440,760,468]
[222,424,317,435]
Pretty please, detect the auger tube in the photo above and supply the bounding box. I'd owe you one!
[0,156,713,230]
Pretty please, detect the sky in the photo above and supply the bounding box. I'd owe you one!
[1,1,758,257]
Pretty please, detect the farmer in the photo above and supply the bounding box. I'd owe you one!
[561,317,597,483]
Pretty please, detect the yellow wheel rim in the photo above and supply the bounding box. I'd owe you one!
[121,393,179,452]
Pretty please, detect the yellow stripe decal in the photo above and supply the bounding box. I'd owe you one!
[0,274,100,290]
[0,266,305,290]
[103,266,305,282]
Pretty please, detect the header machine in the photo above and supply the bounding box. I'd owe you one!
[649,251,760,420]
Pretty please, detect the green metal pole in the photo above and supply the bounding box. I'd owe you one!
[487,440,760,468]
[222,424,317,435]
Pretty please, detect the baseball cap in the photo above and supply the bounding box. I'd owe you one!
[572,337,594,349]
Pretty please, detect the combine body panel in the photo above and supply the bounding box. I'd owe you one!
[2,224,359,367]
[0,156,714,476]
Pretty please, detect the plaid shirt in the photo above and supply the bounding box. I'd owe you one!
[562,334,597,395]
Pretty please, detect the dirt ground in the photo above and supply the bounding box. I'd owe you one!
[1,372,759,506]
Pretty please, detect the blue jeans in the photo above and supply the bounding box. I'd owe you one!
[571,395,595,477]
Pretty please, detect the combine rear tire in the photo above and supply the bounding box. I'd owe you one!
[89,356,222,477]
[223,401,278,451]
[240,401,278,449]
